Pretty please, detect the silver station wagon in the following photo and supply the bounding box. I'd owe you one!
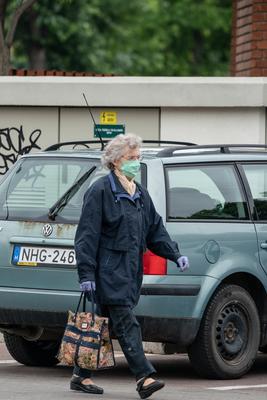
[1,141,267,380]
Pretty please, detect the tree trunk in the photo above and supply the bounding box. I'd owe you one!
[0,0,38,75]
[29,46,46,69]
[28,8,46,70]
[0,42,10,75]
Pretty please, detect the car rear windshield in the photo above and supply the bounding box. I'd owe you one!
[0,157,104,223]
[0,157,145,223]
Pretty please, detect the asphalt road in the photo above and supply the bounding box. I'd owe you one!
[1,340,267,400]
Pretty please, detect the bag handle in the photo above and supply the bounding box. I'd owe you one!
[74,289,95,324]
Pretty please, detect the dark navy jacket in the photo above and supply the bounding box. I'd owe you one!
[75,171,181,306]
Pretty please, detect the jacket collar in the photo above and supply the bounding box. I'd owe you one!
[108,172,141,202]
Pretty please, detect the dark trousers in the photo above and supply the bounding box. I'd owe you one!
[73,305,156,381]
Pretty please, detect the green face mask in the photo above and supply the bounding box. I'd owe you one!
[120,159,140,179]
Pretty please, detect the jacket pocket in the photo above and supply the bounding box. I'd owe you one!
[97,249,130,303]
[98,248,123,272]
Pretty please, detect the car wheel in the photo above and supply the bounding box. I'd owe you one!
[188,284,260,379]
[3,332,61,366]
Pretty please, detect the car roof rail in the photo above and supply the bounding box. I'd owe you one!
[45,140,108,151]
[143,140,196,146]
[157,143,267,157]
[45,139,196,151]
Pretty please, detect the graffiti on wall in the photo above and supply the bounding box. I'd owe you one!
[0,126,42,175]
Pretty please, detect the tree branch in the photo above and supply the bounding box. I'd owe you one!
[0,0,8,17]
[5,0,37,47]
[0,0,8,16]
[0,22,4,50]
[0,0,7,50]
[0,0,8,30]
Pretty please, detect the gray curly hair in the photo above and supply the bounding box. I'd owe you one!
[101,133,142,170]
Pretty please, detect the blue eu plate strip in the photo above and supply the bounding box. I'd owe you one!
[12,246,21,263]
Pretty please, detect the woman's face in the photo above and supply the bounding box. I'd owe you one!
[113,146,141,170]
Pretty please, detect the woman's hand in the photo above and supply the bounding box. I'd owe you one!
[80,281,96,292]
[177,256,189,272]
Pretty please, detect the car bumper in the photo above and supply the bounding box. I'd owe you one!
[0,284,202,347]
[0,306,200,347]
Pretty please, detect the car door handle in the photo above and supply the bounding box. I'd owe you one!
[260,242,267,249]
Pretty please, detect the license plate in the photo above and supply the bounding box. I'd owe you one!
[12,245,76,266]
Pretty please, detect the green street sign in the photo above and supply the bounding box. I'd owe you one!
[94,124,125,138]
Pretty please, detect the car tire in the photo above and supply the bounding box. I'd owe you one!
[188,284,260,379]
[3,332,61,366]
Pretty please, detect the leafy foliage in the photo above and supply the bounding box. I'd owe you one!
[12,0,232,76]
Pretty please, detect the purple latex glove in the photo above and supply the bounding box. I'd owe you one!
[177,256,189,272]
[80,280,96,292]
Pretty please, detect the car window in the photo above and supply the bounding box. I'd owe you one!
[242,164,267,220]
[0,158,101,222]
[165,164,249,220]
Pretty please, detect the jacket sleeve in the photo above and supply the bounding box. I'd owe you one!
[146,194,181,263]
[74,185,102,283]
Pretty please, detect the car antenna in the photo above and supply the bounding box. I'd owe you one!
[82,93,105,151]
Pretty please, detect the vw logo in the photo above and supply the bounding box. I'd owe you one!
[42,224,53,237]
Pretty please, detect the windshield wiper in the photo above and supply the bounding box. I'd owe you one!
[48,166,96,220]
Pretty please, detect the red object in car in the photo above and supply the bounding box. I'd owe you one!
[143,250,167,275]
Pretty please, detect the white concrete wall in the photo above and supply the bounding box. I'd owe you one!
[161,107,266,145]
[0,77,267,174]
[0,77,265,107]
[0,107,59,174]
[59,107,159,142]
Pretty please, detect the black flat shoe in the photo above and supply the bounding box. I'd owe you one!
[136,377,165,399]
[70,376,104,394]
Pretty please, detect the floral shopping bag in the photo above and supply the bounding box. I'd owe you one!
[57,292,115,370]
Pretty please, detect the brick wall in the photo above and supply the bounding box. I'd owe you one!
[231,0,267,76]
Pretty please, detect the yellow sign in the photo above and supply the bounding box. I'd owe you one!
[100,111,117,124]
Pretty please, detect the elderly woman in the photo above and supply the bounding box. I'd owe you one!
[70,133,189,398]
